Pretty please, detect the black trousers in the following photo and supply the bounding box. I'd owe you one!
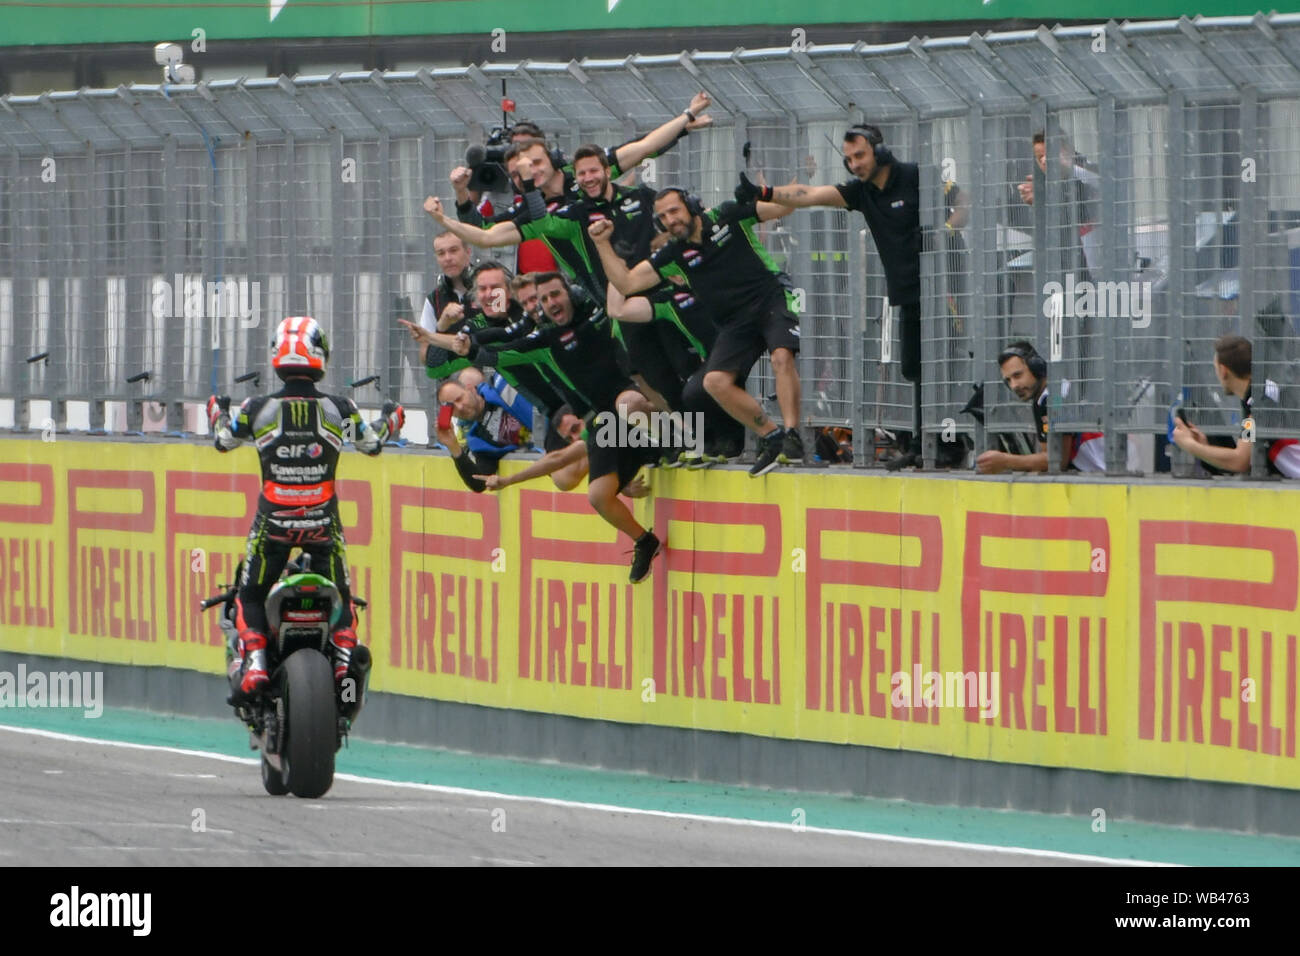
[236,499,354,638]
[899,303,921,384]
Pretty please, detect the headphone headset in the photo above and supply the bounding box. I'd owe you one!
[997,343,1048,386]
[843,124,895,173]
[507,119,568,172]
[533,274,596,320]
[652,187,705,232]
[566,280,596,316]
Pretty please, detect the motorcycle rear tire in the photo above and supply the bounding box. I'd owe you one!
[280,648,337,799]
[261,754,289,796]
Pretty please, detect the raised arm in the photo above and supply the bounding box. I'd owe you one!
[756,200,797,222]
[736,172,847,209]
[604,285,654,324]
[613,91,714,172]
[588,219,660,296]
[424,195,522,248]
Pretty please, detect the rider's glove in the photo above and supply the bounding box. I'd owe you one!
[376,401,405,442]
[207,395,229,429]
[734,171,773,205]
[207,395,240,451]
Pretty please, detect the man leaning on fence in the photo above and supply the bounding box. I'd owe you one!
[1172,334,1300,479]
[736,123,966,470]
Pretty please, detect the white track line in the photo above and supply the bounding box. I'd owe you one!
[0,723,1179,866]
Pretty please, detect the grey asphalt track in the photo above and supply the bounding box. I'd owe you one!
[0,728,1103,866]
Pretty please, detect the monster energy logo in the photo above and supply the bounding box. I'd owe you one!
[287,400,310,428]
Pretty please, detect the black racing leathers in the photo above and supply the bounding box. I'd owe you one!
[215,378,388,640]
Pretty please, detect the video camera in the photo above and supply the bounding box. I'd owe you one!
[465,125,513,194]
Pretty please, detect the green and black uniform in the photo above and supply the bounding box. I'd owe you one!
[472,296,671,484]
[512,196,607,301]
[526,181,718,410]
[455,144,626,229]
[649,199,801,380]
[473,296,634,419]
[424,301,569,415]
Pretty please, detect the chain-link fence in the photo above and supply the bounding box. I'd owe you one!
[2,14,1299,471]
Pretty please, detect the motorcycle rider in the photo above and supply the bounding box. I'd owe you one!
[207,316,404,704]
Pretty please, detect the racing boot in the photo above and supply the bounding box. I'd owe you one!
[330,627,359,684]
[237,630,269,698]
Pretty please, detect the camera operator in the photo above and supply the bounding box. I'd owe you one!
[450,92,713,221]
[444,92,714,273]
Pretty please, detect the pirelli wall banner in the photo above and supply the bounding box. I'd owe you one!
[1,438,1298,790]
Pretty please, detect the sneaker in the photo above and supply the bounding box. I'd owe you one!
[708,439,744,461]
[749,428,786,477]
[629,531,662,584]
[779,429,805,465]
[686,453,721,470]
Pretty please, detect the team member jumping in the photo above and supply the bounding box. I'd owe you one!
[590,189,804,477]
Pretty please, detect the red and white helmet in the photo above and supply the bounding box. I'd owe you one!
[271,316,330,382]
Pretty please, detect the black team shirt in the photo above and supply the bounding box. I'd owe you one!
[649,200,788,322]
[836,162,922,307]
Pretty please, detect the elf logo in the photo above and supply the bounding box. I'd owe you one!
[276,443,312,458]
[50,886,151,936]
